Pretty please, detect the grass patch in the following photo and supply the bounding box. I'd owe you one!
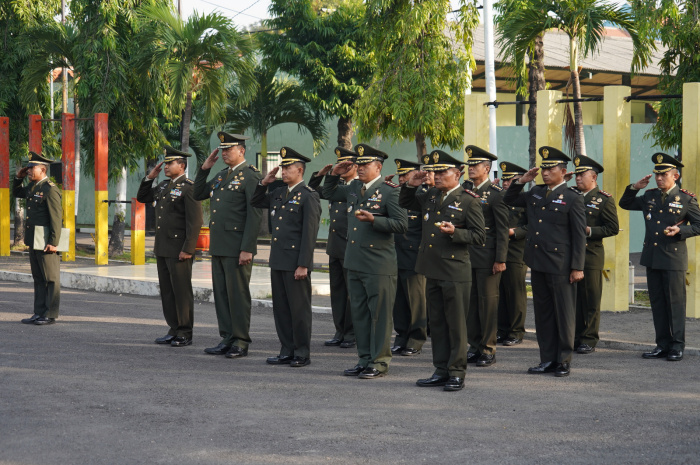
[633,290,650,306]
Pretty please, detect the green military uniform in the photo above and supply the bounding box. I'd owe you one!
[193,132,263,354]
[250,147,321,363]
[401,150,485,390]
[14,152,63,323]
[619,153,700,359]
[463,146,509,364]
[307,147,356,347]
[391,159,427,354]
[136,146,203,343]
[503,147,586,371]
[572,155,619,352]
[496,162,529,345]
[322,144,407,376]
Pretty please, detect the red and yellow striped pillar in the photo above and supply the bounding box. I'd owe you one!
[28,114,42,154]
[61,113,76,261]
[0,117,9,256]
[94,113,109,265]
[131,198,145,265]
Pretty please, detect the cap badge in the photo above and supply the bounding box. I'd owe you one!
[335,149,340,156]
[656,154,663,163]
[396,161,401,169]
[574,157,580,166]
[357,146,364,156]
[423,155,430,164]
[542,148,549,159]
[29,153,33,160]
[500,163,506,171]
[219,134,225,142]
[466,148,472,157]
[433,153,439,163]
[280,148,286,156]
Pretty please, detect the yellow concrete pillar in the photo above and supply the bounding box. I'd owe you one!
[464,93,490,160]
[535,90,563,182]
[601,86,631,311]
[682,83,700,318]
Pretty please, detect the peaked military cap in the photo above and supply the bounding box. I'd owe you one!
[422,149,463,172]
[334,146,357,162]
[395,158,421,175]
[538,146,570,168]
[26,151,54,166]
[573,155,604,174]
[651,152,683,174]
[218,131,249,149]
[279,146,311,166]
[163,144,191,163]
[499,161,528,181]
[354,144,388,164]
[465,145,497,165]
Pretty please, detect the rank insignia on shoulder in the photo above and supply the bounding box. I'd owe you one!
[48,181,56,187]
[185,179,194,184]
[680,188,696,198]
[384,181,399,188]
[248,164,260,172]
[598,190,611,198]
[569,187,583,194]
[490,184,503,191]
[305,185,315,192]
[464,189,479,198]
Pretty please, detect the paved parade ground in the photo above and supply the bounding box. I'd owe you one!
[2,280,700,464]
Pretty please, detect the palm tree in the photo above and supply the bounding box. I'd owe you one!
[497,0,652,156]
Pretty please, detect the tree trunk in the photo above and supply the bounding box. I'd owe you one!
[108,167,127,257]
[180,90,193,176]
[570,38,586,156]
[13,198,25,247]
[415,132,427,161]
[337,116,354,149]
[259,131,270,236]
[527,33,545,169]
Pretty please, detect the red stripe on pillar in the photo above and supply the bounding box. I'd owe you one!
[94,113,108,191]
[28,115,41,154]
[0,117,8,189]
[62,113,75,190]
[131,198,145,231]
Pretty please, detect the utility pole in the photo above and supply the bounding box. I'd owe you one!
[483,0,498,177]
[61,0,68,113]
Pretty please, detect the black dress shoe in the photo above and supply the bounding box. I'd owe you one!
[502,337,522,346]
[290,356,310,367]
[642,347,668,359]
[204,343,231,355]
[34,317,56,325]
[416,374,449,387]
[21,314,40,324]
[324,338,342,346]
[444,377,465,391]
[667,349,684,361]
[339,340,356,348]
[343,364,365,376]
[577,344,595,354]
[155,335,175,344]
[554,363,571,377]
[358,367,385,379]
[467,352,481,363]
[266,355,293,365]
[401,348,421,356]
[476,353,496,367]
[528,361,557,374]
[225,346,248,358]
[170,336,192,347]
[390,345,405,354]
[496,334,504,344]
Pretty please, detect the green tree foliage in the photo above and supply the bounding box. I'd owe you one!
[355,0,480,159]
[261,0,373,149]
[632,0,700,152]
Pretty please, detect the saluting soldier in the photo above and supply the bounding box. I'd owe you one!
[15,152,63,325]
[400,150,485,391]
[137,145,203,347]
[571,155,619,354]
[307,147,357,349]
[503,146,586,377]
[389,158,428,356]
[464,145,509,367]
[496,162,529,346]
[193,132,263,358]
[619,153,700,362]
[251,147,321,367]
[322,144,407,379]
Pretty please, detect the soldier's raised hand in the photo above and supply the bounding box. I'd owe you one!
[331,160,354,176]
[633,174,653,190]
[318,164,334,176]
[201,148,220,170]
[384,174,395,182]
[261,167,279,186]
[406,170,428,187]
[517,167,540,184]
[15,166,29,178]
[147,162,164,180]
[564,171,575,182]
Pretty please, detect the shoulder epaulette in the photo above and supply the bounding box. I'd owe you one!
[305,185,315,192]
[598,190,611,198]
[48,181,56,187]
[384,181,399,188]
[464,189,479,198]
[681,188,696,198]
[185,179,194,184]
[569,186,583,195]
[490,184,503,192]
[248,164,259,172]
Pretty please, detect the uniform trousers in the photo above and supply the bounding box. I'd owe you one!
[646,267,686,351]
[329,256,354,342]
[467,268,501,355]
[392,269,427,350]
[212,255,253,349]
[29,249,61,318]
[156,256,194,339]
[574,268,603,348]
[426,278,470,378]
[347,270,396,372]
[530,270,576,364]
[270,269,312,359]
[497,261,527,340]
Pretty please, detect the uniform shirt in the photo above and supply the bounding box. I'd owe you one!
[13,176,62,247]
[469,179,510,268]
[395,184,429,271]
[581,186,619,270]
[505,203,528,264]
[308,172,350,259]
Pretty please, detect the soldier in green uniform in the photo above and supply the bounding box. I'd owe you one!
[307,147,357,349]
[571,155,619,354]
[619,153,700,362]
[496,162,529,346]
[463,145,509,367]
[503,146,586,377]
[400,150,485,391]
[15,152,63,325]
[137,145,203,347]
[193,132,263,358]
[322,144,407,379]
[389,158,427,356]
[251,147,321,367]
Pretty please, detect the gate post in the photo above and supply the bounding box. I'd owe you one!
[0,117,9,256]
[94,113,109,265]
[62,113,76,261]
[683,83,700,318]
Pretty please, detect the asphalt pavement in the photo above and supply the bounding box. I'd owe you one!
[2,281,700,465]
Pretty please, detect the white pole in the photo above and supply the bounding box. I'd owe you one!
[483,0,498,178]
[49,69,54,119]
